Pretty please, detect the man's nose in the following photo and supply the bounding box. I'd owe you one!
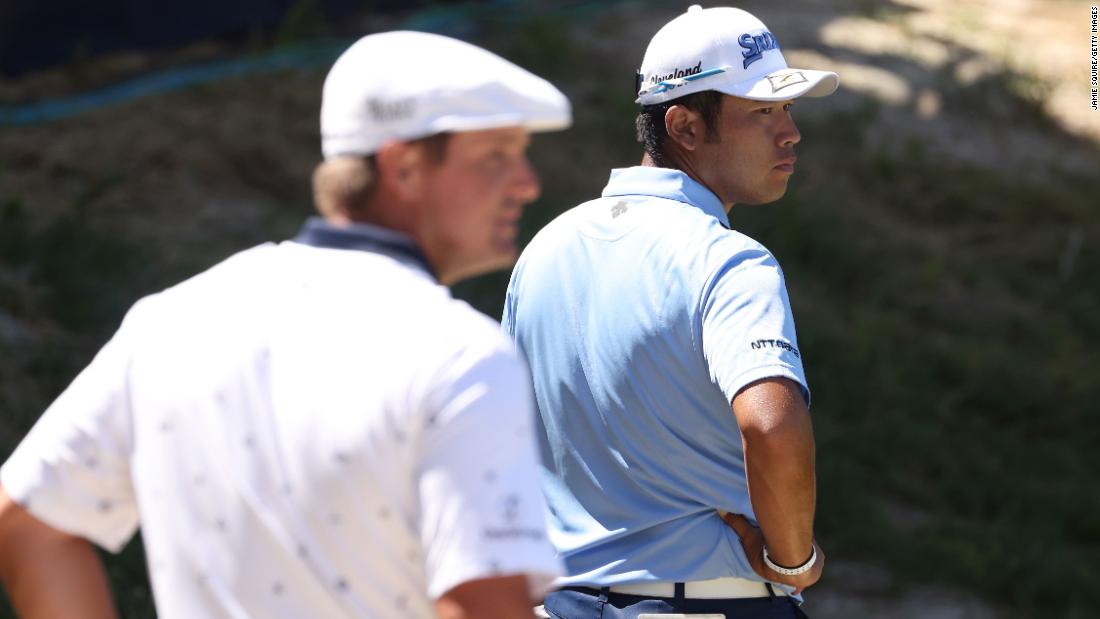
[513,156,541,203]
[779,112,801,148]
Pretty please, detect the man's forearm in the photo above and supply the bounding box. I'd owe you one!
[435,574,536,619]
[733,378,817,568]
[741,410,815,566]
[0,488,119,619]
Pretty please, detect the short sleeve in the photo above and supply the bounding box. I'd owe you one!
[700,248,810,406]
[0,316,141,553]
[416,343,562,601]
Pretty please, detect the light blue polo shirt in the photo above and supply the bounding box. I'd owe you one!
[503,166,809,586]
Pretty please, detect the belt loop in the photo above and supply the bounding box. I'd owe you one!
[765,582,777,603]
[674,582,686,602]
[598,586,610,603]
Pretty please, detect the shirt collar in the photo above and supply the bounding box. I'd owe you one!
[601,166,729,228]
[292,216,436,279]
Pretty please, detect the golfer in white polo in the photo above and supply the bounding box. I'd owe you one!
[0,31,571,619]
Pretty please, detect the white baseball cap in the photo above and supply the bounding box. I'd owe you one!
[636,5,839,105]
[321,31,572,158]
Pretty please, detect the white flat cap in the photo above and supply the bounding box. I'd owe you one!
[321,30,572,158]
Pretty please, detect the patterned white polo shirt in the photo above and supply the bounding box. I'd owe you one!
[1,218,562,618]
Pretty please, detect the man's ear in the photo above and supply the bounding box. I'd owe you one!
[375,140,426,202]
[664,105,703,152]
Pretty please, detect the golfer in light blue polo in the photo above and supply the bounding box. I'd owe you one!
[503,5,839,618]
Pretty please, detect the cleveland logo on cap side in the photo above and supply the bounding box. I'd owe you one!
[739,31,780,69]
[647,61,703,86]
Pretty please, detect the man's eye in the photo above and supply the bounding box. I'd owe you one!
[783,103,794,112]
[758,107,773,115]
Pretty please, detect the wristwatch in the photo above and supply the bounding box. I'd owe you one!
[763,544,817,576]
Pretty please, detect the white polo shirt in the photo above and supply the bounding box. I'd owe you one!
[1,218,562,619]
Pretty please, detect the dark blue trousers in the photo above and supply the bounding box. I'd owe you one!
[544,585,810,618]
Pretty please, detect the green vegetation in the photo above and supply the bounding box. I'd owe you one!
[730,105,1100,616]
[274,0,332,46]
[0,201,162,618]
[466,13,1100,615]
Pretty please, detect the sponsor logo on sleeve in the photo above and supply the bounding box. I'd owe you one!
[484,494,546,541]
[750,338,800,358]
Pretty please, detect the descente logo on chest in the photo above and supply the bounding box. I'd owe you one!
[739,31,780,69]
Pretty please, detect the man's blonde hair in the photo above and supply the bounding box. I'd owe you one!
[311,133,451,220]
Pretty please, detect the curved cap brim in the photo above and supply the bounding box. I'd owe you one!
[719,68,839,101]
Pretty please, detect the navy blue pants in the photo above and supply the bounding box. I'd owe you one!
[544,585,810,618]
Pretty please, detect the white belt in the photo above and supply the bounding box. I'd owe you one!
[606,576,784,600]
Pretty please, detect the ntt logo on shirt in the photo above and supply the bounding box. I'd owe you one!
[750,338,800,358]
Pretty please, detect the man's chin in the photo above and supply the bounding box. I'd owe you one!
[740,183,790,206]
[740,195,786,207]
[493,239,519,262]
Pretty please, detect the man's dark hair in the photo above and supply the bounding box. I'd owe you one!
[635,90,724,167]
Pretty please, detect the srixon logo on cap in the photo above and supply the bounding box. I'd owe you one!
[739,31,780,69]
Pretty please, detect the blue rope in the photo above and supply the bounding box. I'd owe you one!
[0,0,626,127]
[0,41,348,126]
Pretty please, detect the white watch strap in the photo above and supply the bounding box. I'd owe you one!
[763,544,817,576]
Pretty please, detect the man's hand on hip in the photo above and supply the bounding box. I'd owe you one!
[720,511,824,595]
